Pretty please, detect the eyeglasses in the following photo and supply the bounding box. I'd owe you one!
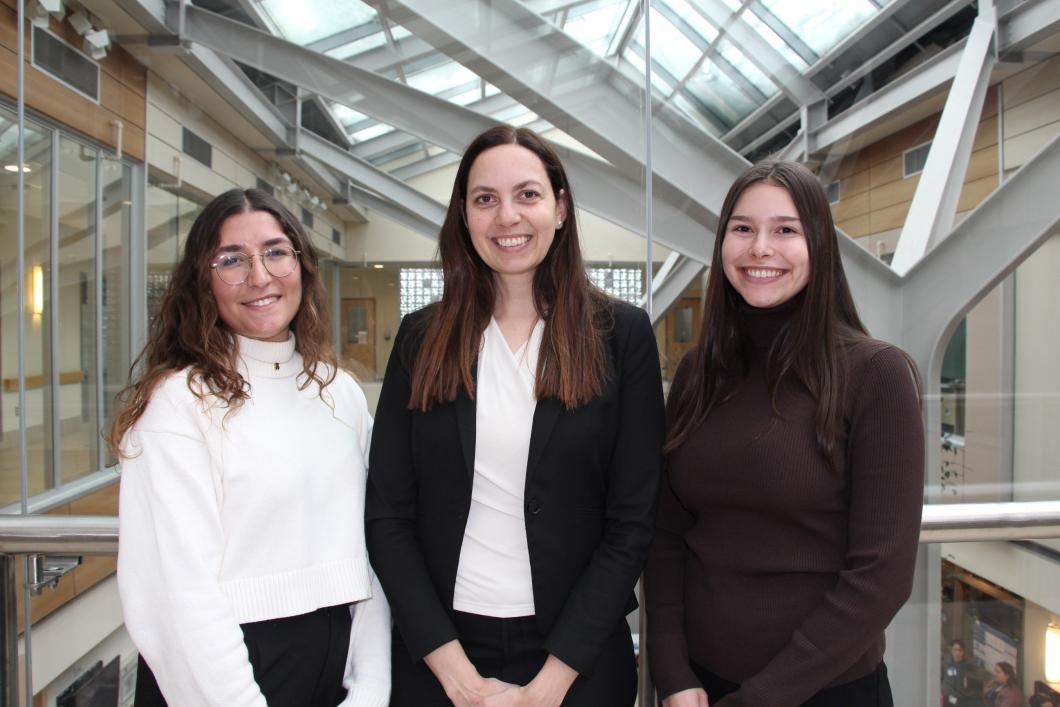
[210,247,301,285]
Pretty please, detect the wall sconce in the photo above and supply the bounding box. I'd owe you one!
[83,28,110,60]
[1047,623,1060,683]
[31,265,44,316]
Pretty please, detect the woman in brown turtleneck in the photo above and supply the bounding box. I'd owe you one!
[645,161,924,707]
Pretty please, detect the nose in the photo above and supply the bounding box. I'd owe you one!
[246,254,272,287]
[496,198,521,226]
[748,231,773,258]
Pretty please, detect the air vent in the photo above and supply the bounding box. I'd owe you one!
[903,142,931,178]
[255,177,274,196]
[825,180,840,205]
[31,26,100,102]
[301,207,314,229]
[182,128,212,168]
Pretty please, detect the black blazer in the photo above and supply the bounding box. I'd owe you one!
[366,300,664,676]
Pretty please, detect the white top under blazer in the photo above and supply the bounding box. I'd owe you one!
[453,317,544,617]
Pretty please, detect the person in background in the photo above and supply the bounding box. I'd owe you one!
[943,640,982,707]
[645,160,924,707]
[984,662,1024,707]
[113,188,390,707]
[367,125,664,706]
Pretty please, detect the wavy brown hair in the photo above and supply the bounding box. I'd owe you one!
[666,161,908,468]
[108,188,336,456]
[409,125,611,411]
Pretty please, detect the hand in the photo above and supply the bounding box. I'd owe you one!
[663,687,710,707]
[482,655,578,707]
[424,640,515,706]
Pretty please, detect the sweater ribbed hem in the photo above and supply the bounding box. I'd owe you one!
[220,556,371,624]
[342,684,390,707]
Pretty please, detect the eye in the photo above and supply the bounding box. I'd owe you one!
[473,194,495,205]
[216,253,247,268]
[520,189,541,200]
[778,225,800,236]
[264,247,291,260]
[729,224,752,235]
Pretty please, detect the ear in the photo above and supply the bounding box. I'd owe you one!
[556,188,569,226]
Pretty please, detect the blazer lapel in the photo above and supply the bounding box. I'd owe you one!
[455,365,478,485]
[526,397,561,484]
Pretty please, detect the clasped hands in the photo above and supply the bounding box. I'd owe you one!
[426,641,577,707]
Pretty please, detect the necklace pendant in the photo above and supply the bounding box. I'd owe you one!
[274,362,280,371]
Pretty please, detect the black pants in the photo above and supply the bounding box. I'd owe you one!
[134,604,352,707]
[692,660,894,707]
[391,611,637,706]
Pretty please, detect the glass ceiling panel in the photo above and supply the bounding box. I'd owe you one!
[716,39,777,98]
[407,62,480,95]
[664,0,718,44]
[325,32,387,60]
[642,9,701,79]
[686,62,757,128]
[759,0,877,56]
[259,0,377,46]
[564,0,627,57]
[742,8,808,71]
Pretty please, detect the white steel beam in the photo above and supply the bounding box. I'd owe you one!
[640,254,706,326]
[890,6,997,275]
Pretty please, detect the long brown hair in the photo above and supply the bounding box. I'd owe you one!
[108,188,336,455]
[666,161,871,466]
[409,126,610,410]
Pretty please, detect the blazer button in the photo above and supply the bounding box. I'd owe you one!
[526,497,542,515]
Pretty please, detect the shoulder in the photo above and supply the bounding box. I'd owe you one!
[600,299,652,342]
[132,368,214,436]
[845,337,918,380]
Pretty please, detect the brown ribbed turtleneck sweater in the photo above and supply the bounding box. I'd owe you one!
[645,301,924,707]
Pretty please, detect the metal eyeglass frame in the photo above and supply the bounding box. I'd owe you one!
[209,248,302,285]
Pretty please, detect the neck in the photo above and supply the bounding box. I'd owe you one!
[493,273,538,324]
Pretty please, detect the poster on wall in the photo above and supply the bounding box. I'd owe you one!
[973,618,1019,671]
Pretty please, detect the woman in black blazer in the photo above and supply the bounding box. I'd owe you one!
[366,125,664,706]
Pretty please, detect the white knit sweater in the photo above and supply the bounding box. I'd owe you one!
[117,335,390,707]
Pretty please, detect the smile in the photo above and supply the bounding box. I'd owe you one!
[743,268,786,280]
[495,235,531,248]
[244,296,279,308]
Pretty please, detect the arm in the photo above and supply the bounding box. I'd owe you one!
[542,307,666,675]
[117,384,267,707]
[339,570,392,707]
[645,355,704,700]
[715,346,924,707]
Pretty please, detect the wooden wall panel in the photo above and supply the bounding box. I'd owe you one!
[836,214,871,238]
[0,2,146,160]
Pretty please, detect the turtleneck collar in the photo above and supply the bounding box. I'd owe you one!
[236,334,301,379]
[741,291,804,353]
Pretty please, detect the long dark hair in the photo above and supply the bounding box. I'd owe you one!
[409,125,610,410]
[109,188,336,454]
[666,161,868,466]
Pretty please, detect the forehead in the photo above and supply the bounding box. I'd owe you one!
[216,209,289,249]
[468,144,550,190]
[731,181,799,219]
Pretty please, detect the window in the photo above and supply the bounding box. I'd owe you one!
[903,141,931,178]
[182,128,212,168]
[255,177,274,196]
[332,227,341,245]
[588,267,643,304]
[400,268,444,317]
[31,26,100,102]
[301,207,314,229]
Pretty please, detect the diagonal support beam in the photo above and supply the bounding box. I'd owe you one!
[891,6,997,275]
[640,254,707,327]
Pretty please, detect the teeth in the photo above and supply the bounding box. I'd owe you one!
[246,296,278,307]
[496,235,531,248]
[746,268,783,279]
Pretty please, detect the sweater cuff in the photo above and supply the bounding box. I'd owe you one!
[342,683,390,707]
[648,637,702,700]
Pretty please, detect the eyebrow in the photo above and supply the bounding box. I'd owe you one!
[729,214,801,223]
[215,237,291,253]
[469,180,545,195]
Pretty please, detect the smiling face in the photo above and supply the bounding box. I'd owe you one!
[721,181,810,309]
[208,209,302,342]
[465,143,567,289]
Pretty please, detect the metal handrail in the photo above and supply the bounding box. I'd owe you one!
[0,501,1058,555]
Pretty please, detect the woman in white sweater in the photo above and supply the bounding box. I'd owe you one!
[110,188,389,707]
